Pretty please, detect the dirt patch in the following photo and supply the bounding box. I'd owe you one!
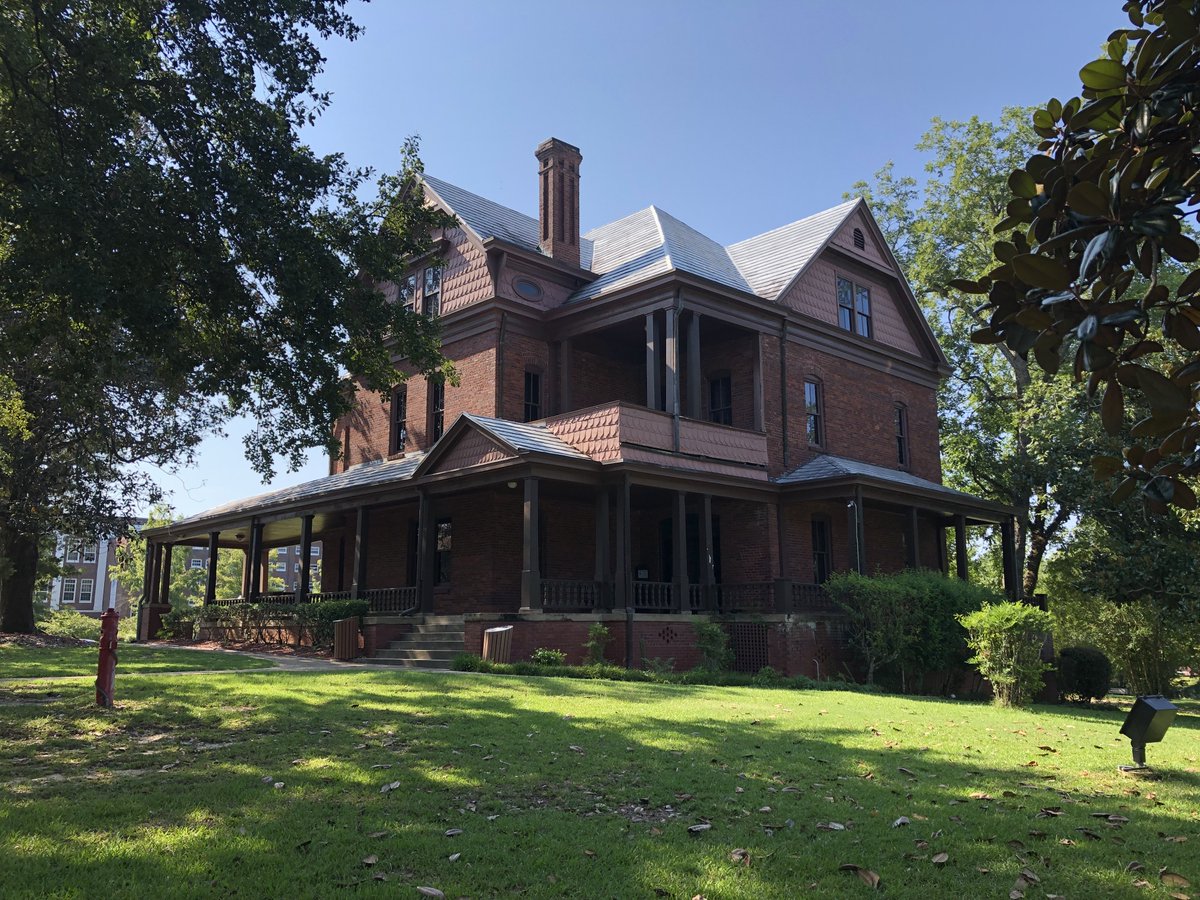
[166,639,333,660]
[0,632,91,649]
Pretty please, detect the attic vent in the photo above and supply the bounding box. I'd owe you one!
[853,227,865,250]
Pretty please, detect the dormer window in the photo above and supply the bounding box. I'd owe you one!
[423,266,442,316]
[836,276,872,338]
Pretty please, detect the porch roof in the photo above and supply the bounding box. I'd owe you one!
[776,453,1013,520]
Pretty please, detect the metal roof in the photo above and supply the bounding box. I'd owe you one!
[776,453,990,504]
[421,174,863,305]
[168,453,426,530]
[460,414,591,460]
[727,198,861,299]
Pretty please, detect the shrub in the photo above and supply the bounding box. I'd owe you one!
[693,621,733,672]
[453,653,492,673]
[193,599,367,649]
[959,602,1053,707]
[752,665,786,686]
[1057,645,1111,702]
[294,600,369,648]
[583,622,611,665]
[642,656,675,676]
[40,608,101,641]
[157,607,195,640]
[530,647,567,666]
[826,569,998,689]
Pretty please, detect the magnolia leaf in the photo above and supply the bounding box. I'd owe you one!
[1012,254,1072,290]
[444,829,463,837]
[1008,170,1038,199]
[361,855,378,867]
[1068,182,1112,218]
[932,852,949,866]
[416,888,446,898]
[1101,384,1125,435]
[1160,871,1191,888]
[838,864,881,889]
[1079,58,1127,90]
[687,823,712,834]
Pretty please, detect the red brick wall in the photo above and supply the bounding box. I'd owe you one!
[714,498,778,583]
[700,330,758,431]
[500,332,551,421]
[570,345,644,409]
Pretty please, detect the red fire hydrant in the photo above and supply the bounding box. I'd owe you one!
[96,608,119,708]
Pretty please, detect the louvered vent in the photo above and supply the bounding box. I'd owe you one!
[853,227,865,250]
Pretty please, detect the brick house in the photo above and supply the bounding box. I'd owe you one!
[43,525,145,619]
[140,138,1016,675]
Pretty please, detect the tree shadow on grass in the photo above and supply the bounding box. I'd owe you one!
[1,670,1197,899]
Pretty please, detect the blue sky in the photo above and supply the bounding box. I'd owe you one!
[155,0,1129,517]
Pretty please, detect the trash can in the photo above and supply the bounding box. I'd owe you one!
[482,625,513,663]
[333,617,360,661]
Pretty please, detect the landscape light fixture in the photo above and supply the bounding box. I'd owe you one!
[1118,695,1178,773]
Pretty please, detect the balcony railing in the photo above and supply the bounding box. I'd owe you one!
[791,582,837,612]
[542,579,606,611]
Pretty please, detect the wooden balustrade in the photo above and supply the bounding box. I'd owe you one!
[791,582,836,612]
[633,581,674,612]
[715,582,774,613]
[541,579,605,611]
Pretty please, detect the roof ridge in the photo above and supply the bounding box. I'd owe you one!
[647,205,674,273]
[726,196,861,251]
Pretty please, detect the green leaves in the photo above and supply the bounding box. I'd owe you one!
[1079,58,1127,91]
[1011,254,1072,289]
[1066,182,1110,218]
[1008,170,1038,199]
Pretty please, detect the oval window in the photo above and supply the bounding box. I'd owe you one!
[513,277,543,301]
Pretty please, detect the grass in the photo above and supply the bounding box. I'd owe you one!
[0,670,1197,899]
[0,644,277,679]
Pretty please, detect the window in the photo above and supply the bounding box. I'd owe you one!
[804,380,823,446]
[389,386,408,454]
[65,540,81,564]
[399,273,417,312]
[852,227,865,250]
[82,543,97,564]
[310,546,320,557]
[895,404,909,468]
[79,579,94,605]
[275,562,288,572]
[708,374,732,426]
[294,563,301,572]
[836,276,872,338]
[189,559,204,569]
[523,370,542,422]
[341,427,351,472]
[811,519,831,584]
[423,266,442,316]
[62,578,78,604]
[435,518,452,585]
[429,380,445,442]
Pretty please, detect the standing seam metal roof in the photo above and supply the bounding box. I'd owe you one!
[776,453,983,503]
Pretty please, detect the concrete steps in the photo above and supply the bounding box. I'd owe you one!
[365,616,465,669]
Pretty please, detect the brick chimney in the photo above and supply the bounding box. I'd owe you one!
[535,138,582,268]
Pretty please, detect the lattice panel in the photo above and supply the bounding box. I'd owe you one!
[729,623,770,674]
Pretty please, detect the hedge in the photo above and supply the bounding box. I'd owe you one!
[194,600,369,648]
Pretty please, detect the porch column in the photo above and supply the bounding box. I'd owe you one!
[686,312,702,418]
[158,542,173,606]
[297,514,314,602]
[351,506,368,600]
[417,490,434,613]
[701,493,715,611]
[848,489,865,575]
[1000,517,1020,600]
[204,531,219,605]
[905,507,920,569]
[954,514,969,582]
[248,522,263,602]
[613,478,630,609]
[644,312,659,410]
[559,338,572,414]
[593,489,610,610]
[665,309,680,447]
[752,333,764,432]
[672,490,688,612]
[520,477,542,611]
[144,541,159,605]
[936,524,948,575]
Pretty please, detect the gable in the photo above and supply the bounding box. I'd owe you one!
[830,209,888,267]
[425,427,515,475]
[781,256,923,357]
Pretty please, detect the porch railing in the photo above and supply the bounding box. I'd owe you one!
[633,581,674,612]
[687,584,706,613]
[715,582,774,614]
[363,586,418,614]
[309,590,352,603]
[791,582,837,612]
[542,579,605,611]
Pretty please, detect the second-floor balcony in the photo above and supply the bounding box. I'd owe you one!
[544,401,769,480]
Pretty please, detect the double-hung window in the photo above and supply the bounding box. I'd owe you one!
[423,266,442,316]
[523,370,542,422]
[399,273,417,312]
[708,374,733,426]
[79,579,94,605]
[390,386,408,454]
[895,404,909,468]
[836,276,872,338]
[435,519,452,585]
[429,380,445,442]
[62,578,78,604]
[804,380,823,446]
[811,520,831,584]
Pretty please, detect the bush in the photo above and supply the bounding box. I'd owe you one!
[194,599,368,648]
[753,665,787,686]
[642,656,675,676]
[583,622,611,665]
[827,569,999,689]
[693,621,732,673]
[530,647,567,666]
[157,607,195,640]
[1057,645,1111,702]
[959,602,1053,707]
[40,608,101,641]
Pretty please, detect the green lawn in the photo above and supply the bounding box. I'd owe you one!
[1,671,1197,899]
[0,644,277,679]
